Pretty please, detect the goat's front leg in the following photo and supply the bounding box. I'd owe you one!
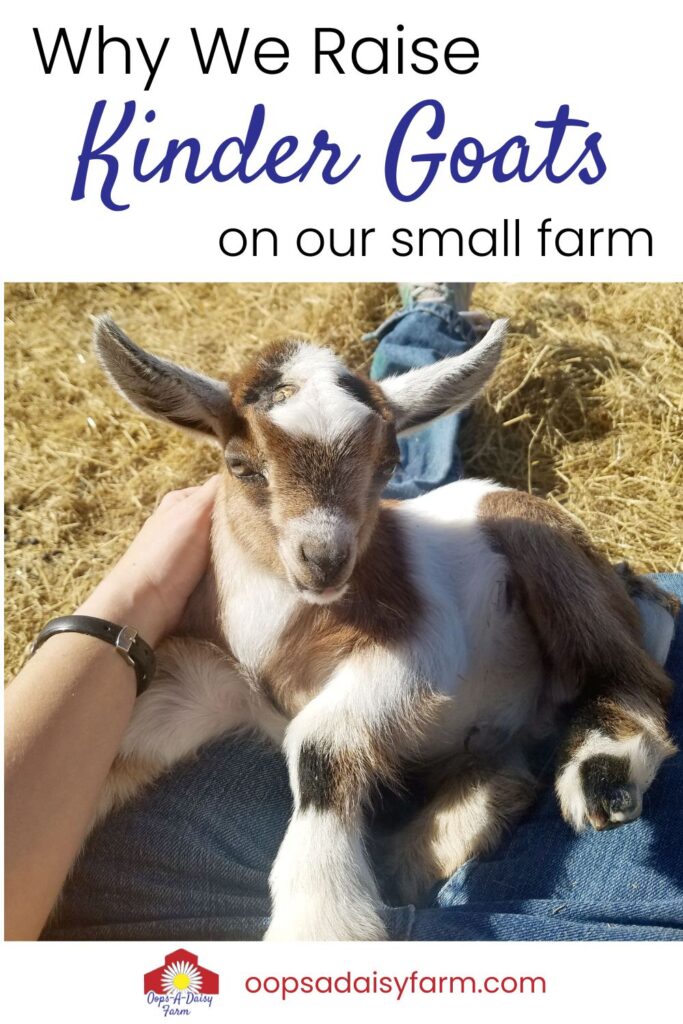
[555,577,678,832]
[555,654,676,832]
[265,652,443,941]
[479,492,678,834]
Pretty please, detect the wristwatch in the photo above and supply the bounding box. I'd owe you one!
[31,615,156,695]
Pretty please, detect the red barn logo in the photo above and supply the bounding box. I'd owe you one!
[145,949,219,996]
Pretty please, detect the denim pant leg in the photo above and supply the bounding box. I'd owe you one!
[43,737,290,940]
[368,303,477,498]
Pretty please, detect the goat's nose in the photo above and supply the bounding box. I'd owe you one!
[299,541,350,584]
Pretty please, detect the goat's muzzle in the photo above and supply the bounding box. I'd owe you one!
[279,509,357,603]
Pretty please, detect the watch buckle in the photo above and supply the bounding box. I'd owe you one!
[115,625,138,666]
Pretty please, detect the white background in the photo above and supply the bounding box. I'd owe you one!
[3,940,683,1021]
[2,2,682,1019]
[1,0,681,280]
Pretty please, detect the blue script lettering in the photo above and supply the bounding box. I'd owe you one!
[71,100,360,211]
[72,99,136,211]
[147,993,170,1006]
[385,99,606,200]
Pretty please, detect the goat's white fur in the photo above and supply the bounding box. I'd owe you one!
[267,807,386,941]
[212,500,302,672]
[382,317,508,435]
[269,344,371,441]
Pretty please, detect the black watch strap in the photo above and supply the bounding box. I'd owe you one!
[31,615,156,695]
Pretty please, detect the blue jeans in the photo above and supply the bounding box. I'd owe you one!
[366,303,478,499]
[43,306,683,941]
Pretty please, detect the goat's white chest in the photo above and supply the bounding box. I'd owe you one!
[226,573,299,670]
[214,524,300,671]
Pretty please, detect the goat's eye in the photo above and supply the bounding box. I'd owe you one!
[226,459,265,483]
[272,383,297,405]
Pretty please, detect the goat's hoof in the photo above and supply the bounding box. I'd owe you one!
[585,780,642,830]
[557,752,647,832]
[580,755,642,830]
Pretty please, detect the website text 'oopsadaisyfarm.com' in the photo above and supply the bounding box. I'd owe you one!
[244,970,547,1001]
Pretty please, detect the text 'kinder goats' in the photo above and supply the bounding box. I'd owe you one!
[32,25,605,209]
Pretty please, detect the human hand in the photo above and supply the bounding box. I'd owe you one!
[76,475,219,646]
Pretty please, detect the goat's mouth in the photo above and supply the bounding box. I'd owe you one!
[293,579,351,605]
[279,541,356,605]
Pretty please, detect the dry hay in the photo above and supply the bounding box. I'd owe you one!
[5,282,682,679]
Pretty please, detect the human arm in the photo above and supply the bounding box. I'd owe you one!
[4,475,218,940]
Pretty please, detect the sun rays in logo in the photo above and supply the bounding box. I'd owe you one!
[161,960,203,995]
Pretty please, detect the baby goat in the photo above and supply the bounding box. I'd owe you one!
[93,316,676,941]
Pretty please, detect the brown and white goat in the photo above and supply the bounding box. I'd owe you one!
[92,316,677,941]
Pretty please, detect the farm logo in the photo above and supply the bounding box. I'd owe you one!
[145,949,219,1015]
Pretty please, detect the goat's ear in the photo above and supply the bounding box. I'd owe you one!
[378,318,508,436]
[93,316,234,441]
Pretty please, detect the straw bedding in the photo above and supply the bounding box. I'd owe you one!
[4,282,682,679]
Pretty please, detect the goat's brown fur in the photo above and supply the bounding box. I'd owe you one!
[262,506,422,716]
[478,490,675,758]
[385,752,538,902]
